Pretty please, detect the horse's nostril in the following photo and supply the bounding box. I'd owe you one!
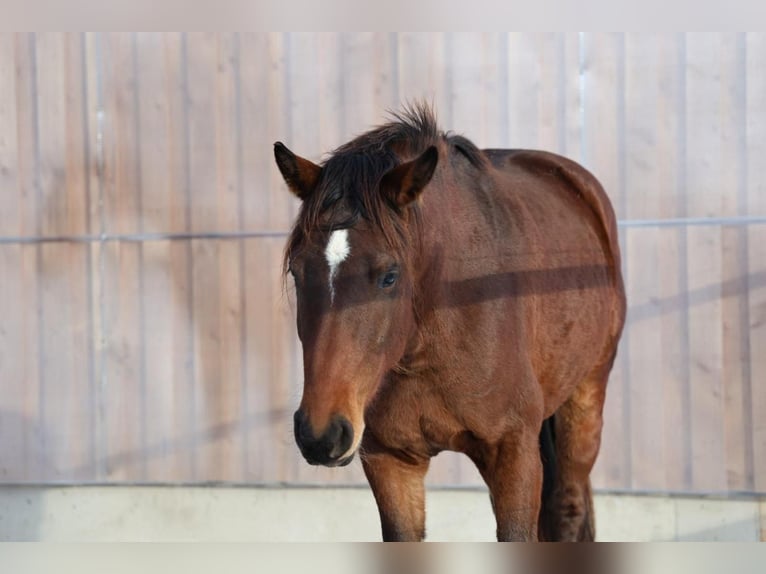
[293,409,313,444]
[327,416,354,460]
[337,417,353,453]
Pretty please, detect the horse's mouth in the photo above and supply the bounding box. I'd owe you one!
[336,452,355,466]
[301,449,356,467]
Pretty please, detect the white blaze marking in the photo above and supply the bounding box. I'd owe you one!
[325,229,350,303]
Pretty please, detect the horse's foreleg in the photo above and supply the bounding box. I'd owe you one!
[361,449,430,541]
[478,428,543,542]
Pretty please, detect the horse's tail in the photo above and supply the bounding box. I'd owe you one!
[537,414,558,541]
[537,414,596,541]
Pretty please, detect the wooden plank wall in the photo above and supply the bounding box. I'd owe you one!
[0,33,763,494]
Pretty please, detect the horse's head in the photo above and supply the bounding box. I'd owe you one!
[274,136,438,467]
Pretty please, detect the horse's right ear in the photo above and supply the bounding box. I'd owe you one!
[380,146,439,210]
[273,142,321,200]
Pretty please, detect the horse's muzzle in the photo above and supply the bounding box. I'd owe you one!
[293,410,355,467]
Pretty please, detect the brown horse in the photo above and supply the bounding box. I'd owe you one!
[274,104,626,541]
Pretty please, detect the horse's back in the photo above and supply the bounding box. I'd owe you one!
[484,149,619,261]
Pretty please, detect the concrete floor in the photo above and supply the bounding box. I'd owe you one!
[0,485,764,541]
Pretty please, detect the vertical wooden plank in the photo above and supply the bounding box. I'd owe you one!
[506,33,541,148]
[654,34,690,492]
[0,33,24,482]
[102,34,142,236]
[623,34,665,491]
[285,33,322,167]
[272,237,305,483]
[36,32,89,235]
[33,33,93,481]
[140,238,176,480]
[0,34,20,236]
[446,31,502,150]
[131,33,193,481]
[135,33,175,236]
[684,33,726,492]
[561,32,584,165]
[658,224,689,492]
[13,34,41,243]
[503,32,568,153]
[372,33,399,114]
[240,32,295,234]
[581,33,630,491]
[83,32,105,481]
[240,33,282,484]
[166,33,196,481]
[100,32,145,481]
[719,33,752,492]
[340,32,401,138]
[34,31,66,483]
[339,33,373,140]
[186,33,220,235]
[134,33,173,480]
[212,33,244,481]
[502,32,570,152]
[317,33,343,154]
[535,33,567,154]
[448,32,488,145]
[0,245,24,481]
[175,33,246,481]
[746,33,766,493]
[244,237,280,483]
[240,33,302,484]
[63,33,93,481]
[185,33,222,480]
[477,32,504,149]
[397,33,448,121]
[100,238,143,478]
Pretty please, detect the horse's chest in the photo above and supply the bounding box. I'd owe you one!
[366,380,466,455]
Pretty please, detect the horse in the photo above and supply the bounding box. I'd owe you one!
[273,104,626,541]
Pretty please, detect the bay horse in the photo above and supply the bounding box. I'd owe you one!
[274,104,626,541]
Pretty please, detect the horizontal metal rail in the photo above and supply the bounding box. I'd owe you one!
[0,216,765,245]
[0,230,290,245]
[618,215,766,228]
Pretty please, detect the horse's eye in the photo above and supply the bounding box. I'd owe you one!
[379,270,399,288]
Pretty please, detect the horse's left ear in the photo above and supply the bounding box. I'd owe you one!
[380,146,439,209]
[274,142,322,200]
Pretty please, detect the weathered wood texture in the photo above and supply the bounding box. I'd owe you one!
[0,33,763,493]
